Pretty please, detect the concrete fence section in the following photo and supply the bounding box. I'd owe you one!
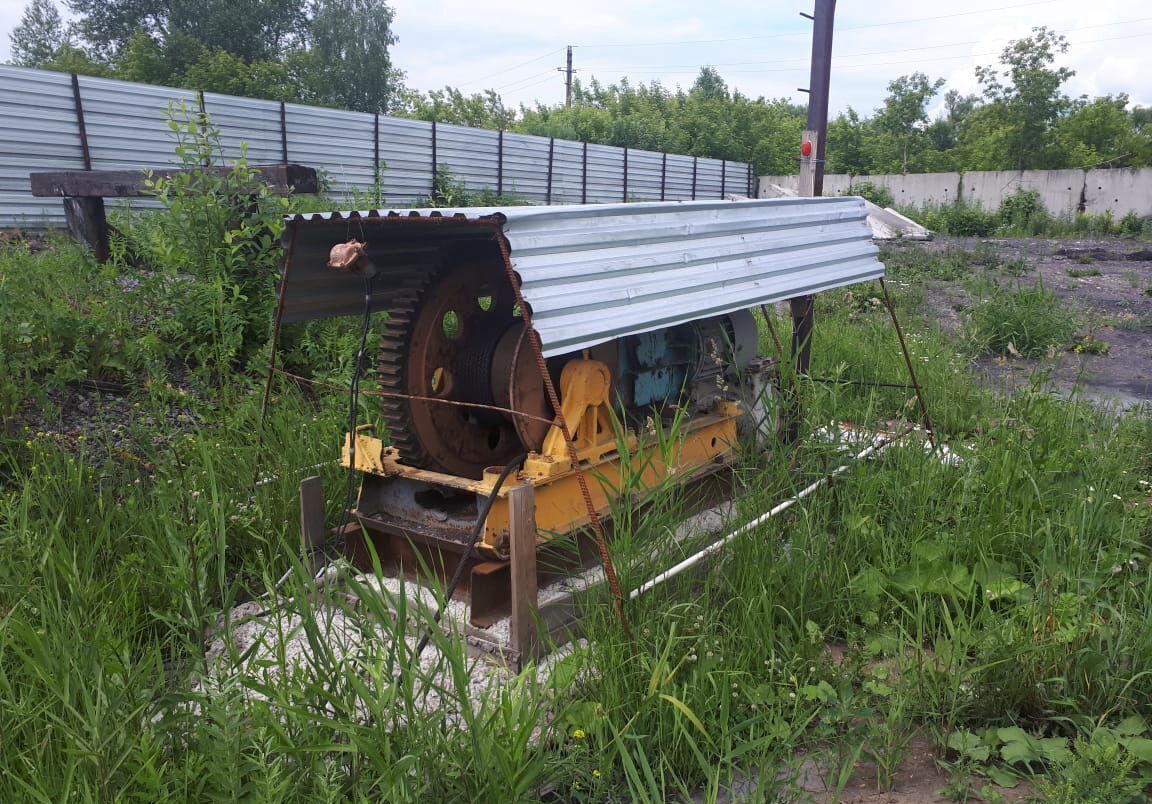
[0,65,753,229]
[759,168,1152,218]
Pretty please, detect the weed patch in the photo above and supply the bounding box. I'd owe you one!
[964,280,1076,358]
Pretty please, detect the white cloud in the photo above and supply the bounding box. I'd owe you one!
[1,0,1149,110]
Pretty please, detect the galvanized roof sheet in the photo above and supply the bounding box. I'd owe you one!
[282,197,883,357]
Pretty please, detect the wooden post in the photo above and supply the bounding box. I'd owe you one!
[299,475,327,575]
[508,483,539,668]
[63,196,109,262]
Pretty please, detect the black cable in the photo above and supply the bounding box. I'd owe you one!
[333,275,375,551]
[415,452,528,658]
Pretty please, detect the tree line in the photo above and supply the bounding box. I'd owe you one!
[10,0,1152,178]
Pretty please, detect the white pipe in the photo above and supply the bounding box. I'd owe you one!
[629,437,895,600]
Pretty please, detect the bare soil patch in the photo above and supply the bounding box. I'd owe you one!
[923,236,1152,408]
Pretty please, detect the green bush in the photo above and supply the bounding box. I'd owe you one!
[964,280,1076,357]
[914,201,999,237]
[846,180,895,209]
[122,103,291,380]
[0,238,160,417]
[1118,211,1144,237]
[997,188,1050,234]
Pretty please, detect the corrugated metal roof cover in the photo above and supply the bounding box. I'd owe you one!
[283,197,883,357]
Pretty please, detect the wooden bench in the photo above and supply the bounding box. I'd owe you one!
[30,164,319,262]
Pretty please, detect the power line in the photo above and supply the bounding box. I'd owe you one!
[492,69,564,94]
[582,30,1152,79]
[457,48,566,89]
[573,0,1056,48]
[506,74,562,99]
[589,17,1152,71]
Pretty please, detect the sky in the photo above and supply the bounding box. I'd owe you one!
[1,0,1150,116]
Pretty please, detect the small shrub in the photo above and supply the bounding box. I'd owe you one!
[1074,335,1111,355]
[997,188,1049,234]
[1068,267,1102,278]
[1118,212,1144,237]
[917,201,999,237]
[1040,734,1147,804]
[846,180,895,209]
[415,164,531,208]
[964,280,1076,357]
[123,103,292,380]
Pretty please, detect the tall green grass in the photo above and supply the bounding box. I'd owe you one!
[2,244,1151,800]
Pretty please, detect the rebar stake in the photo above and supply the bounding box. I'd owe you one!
[879,277,937,450]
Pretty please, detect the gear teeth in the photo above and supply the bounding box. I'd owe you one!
[376,268,438,470]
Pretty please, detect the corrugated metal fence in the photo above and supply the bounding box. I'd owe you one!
[0,65,754,228]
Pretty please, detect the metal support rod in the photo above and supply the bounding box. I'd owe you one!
[720,160,726,198]
[879,277,937,448]
[691,157,698,200]
[260,224,298,423]
[279,101,288,164]
[430,120,438,196]
[546,137,555,204]
[631,433,905,599]
[622,146,629,202]
[581,141,588,203]
[660,152,667,201]
[497,130,504,196]
[70,73,92,170]
[372,113,380,187]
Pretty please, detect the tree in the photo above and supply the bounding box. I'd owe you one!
[826,108,876,175]
[873,72,944,172]
[974,26,1074,169]
[1053,95,1144,168]
[295,0,405,113]
[8,0,68,66]
[402,87,516,130]
[64,0,309,63]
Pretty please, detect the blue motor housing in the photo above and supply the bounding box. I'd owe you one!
[617,309,758,412]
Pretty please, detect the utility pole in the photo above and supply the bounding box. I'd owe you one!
[786,0,836,442]
[558,46,574,106]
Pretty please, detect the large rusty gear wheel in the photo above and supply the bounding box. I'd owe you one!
[377,259,537,478]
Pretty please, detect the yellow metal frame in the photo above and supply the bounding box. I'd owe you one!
[342,358,742,558]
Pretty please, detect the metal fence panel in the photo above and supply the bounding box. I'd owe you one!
[550,139,584,203]
[627,149,664,201]
[663,154,695,201]
[202,92,283,165]
[285,103,376,196]
[437,123,499,194]
[585,143,625,203]
[696,158,725,199]
[0,65,753,226]
[77,74,196,170]
[502,132,550,202]
[378,116,432,204]
[0,67,82,226]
